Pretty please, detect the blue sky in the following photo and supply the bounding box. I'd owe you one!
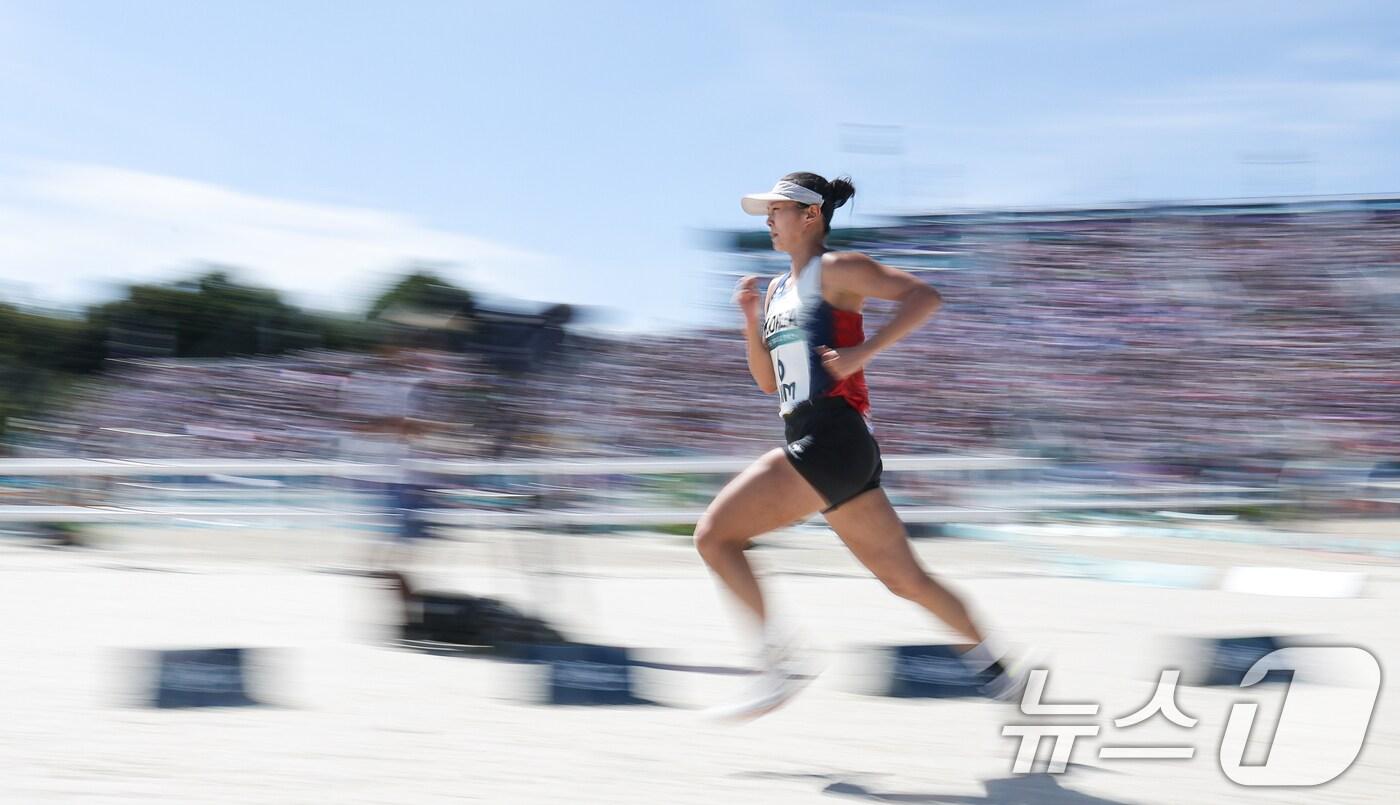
[2,1,1398,329]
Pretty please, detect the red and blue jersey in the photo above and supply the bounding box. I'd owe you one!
[761,255,871,420]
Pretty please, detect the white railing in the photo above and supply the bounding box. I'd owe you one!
[0,459,392,477]
[0,454,1304,527]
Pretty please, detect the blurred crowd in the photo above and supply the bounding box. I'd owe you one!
[10,202,1400,472]
[854,207,1400,466]
[9,352,496,461]
[572,203,1400,469]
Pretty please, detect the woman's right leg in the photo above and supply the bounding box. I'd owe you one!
[694,448,827,626]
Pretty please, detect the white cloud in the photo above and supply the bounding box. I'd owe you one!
[1032,75,1400,142]
[0,160,560,313]
[1291,42,1400,70]
[940,73,1400,205]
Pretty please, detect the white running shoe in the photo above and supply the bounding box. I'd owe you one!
[704,632,822,722]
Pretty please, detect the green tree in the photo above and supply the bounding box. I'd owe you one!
[84,267,326,358]
[0,266,477,441]
[367,269,475,320]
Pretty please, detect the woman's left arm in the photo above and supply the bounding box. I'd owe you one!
[817,252,943,380]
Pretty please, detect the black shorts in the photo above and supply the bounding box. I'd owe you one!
[782,397,883,513]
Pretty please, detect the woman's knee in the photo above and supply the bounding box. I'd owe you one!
[879,570,932,601]
[693,514,738,558]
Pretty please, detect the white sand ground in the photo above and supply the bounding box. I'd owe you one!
[1,519,1397,804]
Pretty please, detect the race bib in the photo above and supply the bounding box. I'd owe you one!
[766,327,810,413]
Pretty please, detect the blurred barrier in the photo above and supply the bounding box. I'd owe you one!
[147,647,263,708]
[0,453,1310,529]
[945,522,1400,560]
[514,643,648,706]
[1188,636,1294,688]
[0,459,390,477]
[410,455,1050,475]
[0,454,1368,528]
[874,643,996,698]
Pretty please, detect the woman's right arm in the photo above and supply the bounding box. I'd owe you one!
[735,275,778,394]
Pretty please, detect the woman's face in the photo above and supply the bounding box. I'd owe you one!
[766,200,820,253]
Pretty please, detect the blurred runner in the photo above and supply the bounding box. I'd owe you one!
[337,341,439,573]
[698,172,1023,719]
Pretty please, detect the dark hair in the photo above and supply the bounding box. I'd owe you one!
[782,171,856,234]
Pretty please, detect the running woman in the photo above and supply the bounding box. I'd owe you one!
[697,172,1019,718]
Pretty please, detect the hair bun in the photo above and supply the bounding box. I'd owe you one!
[829,176,856,209]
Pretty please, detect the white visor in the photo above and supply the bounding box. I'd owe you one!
[741,180,825,215]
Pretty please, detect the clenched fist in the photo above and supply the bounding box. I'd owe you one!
[732,275,764,323]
